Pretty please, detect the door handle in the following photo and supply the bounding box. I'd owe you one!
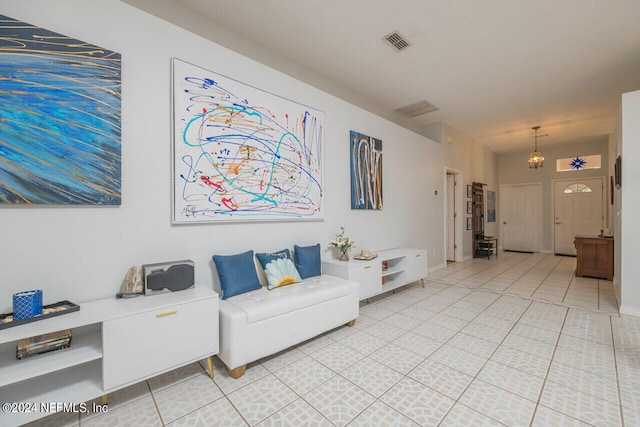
[156,309,178,318]
[555,222,563,225]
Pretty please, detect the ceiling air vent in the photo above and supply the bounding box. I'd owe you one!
[395,100,439,118]
[383,31,412,51]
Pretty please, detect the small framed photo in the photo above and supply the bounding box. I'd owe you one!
[467,217,472,230]
[467,185,472,198]
[467,201,472,214]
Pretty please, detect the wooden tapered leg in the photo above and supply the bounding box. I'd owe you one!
[345,319,356,327]
[206,356,214,379]
[102,395,108,405]
[420,278,425,288]
[227,365,246,379]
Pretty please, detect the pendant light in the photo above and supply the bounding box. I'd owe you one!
[528,126,544,169]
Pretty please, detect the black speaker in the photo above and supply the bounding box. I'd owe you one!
[142,260,195,295]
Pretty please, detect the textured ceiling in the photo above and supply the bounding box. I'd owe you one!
[143,0,640,153]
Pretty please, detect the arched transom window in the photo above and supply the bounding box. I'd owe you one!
[563,183,592,193]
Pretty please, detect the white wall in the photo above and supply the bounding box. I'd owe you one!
[498,138,610,253]
[0,0,455,311]
[620,89,640,316]
[473,145,500,243]
[611,130,621,305]
[436,123,499,258]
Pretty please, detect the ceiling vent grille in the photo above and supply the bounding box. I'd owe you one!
[395,100,439,118]
[383,31,412,51]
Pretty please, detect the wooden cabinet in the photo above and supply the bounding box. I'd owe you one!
[323,248,427,301]
[0,286,218,427]
[574,236,613,281]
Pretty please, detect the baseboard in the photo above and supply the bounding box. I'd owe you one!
[608,278,621,312]
[428,263,446,273]
[619,305,640,318]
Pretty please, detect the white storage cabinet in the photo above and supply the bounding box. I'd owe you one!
[0,285,218,427]
[323,248,427,300]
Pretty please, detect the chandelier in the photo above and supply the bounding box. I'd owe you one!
[528,126,544,169]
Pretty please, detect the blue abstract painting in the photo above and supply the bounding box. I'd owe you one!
[172,59,323,223]
[350,131,382,210]
[0,15,121,205]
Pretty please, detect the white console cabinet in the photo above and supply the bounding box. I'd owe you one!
[323,248,427,300]
[0,285,218,427]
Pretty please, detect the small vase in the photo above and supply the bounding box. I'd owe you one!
[339,249,350,261]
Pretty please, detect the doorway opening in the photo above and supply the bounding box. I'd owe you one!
[444,168,462,264]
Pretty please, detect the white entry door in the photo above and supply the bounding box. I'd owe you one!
[554,178,604,255]
[501,184,541,252]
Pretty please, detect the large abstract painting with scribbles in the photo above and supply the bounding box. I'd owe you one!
[350,130,383,210]
[172,58,324,223]
[0,15,121,205]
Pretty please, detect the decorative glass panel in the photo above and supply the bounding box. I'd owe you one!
[556,155,601,172]
[563,183,592,193]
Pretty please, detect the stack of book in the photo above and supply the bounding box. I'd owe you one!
[16,329,72,360]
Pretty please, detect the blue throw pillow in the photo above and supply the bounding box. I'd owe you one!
[256,249,302,290]
[212,250,262,300]
[294,244,321,279]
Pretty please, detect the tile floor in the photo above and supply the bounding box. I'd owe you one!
[28,252,640,426]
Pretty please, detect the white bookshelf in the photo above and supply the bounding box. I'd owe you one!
[2,361,103,426]
[323,248,427,300]
[0,327,102,387]
[0,285,219,427]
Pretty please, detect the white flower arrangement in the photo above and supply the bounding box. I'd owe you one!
[329,227,355,260]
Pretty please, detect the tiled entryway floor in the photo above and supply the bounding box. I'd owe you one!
[30,252,640,426]
[430,252,618,314]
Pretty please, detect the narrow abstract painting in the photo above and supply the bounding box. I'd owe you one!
[487,190,496,222]
[350,130,382,210]
[0,15,121,205]
[172,58,324,223]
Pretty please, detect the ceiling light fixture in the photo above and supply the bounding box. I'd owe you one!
[528,126,545,169]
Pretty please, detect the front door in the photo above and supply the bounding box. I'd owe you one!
[554,178,604,255]
[501,184,541,252]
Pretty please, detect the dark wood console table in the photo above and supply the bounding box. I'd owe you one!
[574,235,613,281]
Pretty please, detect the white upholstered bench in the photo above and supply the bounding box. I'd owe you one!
[217,274,359,378]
